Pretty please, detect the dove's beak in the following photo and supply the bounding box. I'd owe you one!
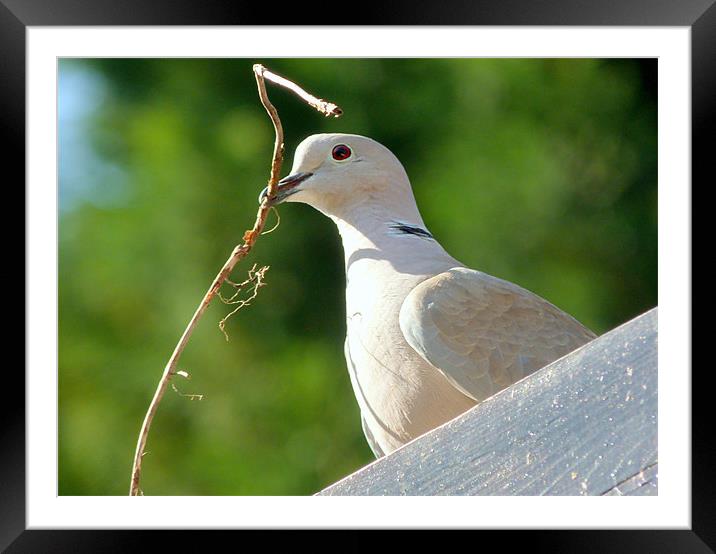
[258,172,313,205]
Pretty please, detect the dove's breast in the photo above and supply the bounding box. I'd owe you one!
[343,257,476,455]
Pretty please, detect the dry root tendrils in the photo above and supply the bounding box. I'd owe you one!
[170,382,205,401]
[261,207,281,235]
[218,264,270,341]
[170,369,204,401]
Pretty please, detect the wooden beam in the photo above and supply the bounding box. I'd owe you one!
[318,308,657,496]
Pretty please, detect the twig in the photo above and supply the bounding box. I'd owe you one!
[129,64,342,496]
[258,66,343,118]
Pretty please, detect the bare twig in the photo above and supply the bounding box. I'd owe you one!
[129,64,342,496]
[258,66,343,118]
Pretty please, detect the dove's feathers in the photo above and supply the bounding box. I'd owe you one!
[399,267,597,402]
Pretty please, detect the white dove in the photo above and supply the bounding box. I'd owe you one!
[262,133,597,457]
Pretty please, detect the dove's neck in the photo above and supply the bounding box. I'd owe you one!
[329,198,461,281]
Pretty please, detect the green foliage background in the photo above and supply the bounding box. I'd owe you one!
[58,58,657,495]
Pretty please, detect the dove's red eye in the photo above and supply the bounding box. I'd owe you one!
[332,144,352,161]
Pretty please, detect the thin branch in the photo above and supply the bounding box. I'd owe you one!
[129,64,342,496]
[252,64,284,203]
[258,66,343,118]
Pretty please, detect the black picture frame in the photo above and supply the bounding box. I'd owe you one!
[5,0,707,550]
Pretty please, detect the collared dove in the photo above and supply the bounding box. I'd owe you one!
[262,133,597,457]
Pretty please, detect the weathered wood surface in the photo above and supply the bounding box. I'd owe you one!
[318,308,657,496]
[602,463,658,496]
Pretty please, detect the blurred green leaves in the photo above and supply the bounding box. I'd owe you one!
[58,58,656,495]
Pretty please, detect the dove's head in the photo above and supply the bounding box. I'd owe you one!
[260,133,416,219]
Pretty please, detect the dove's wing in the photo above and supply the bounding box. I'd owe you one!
[399,267,597,402]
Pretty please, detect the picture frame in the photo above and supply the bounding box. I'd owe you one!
[7,0,707,548]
